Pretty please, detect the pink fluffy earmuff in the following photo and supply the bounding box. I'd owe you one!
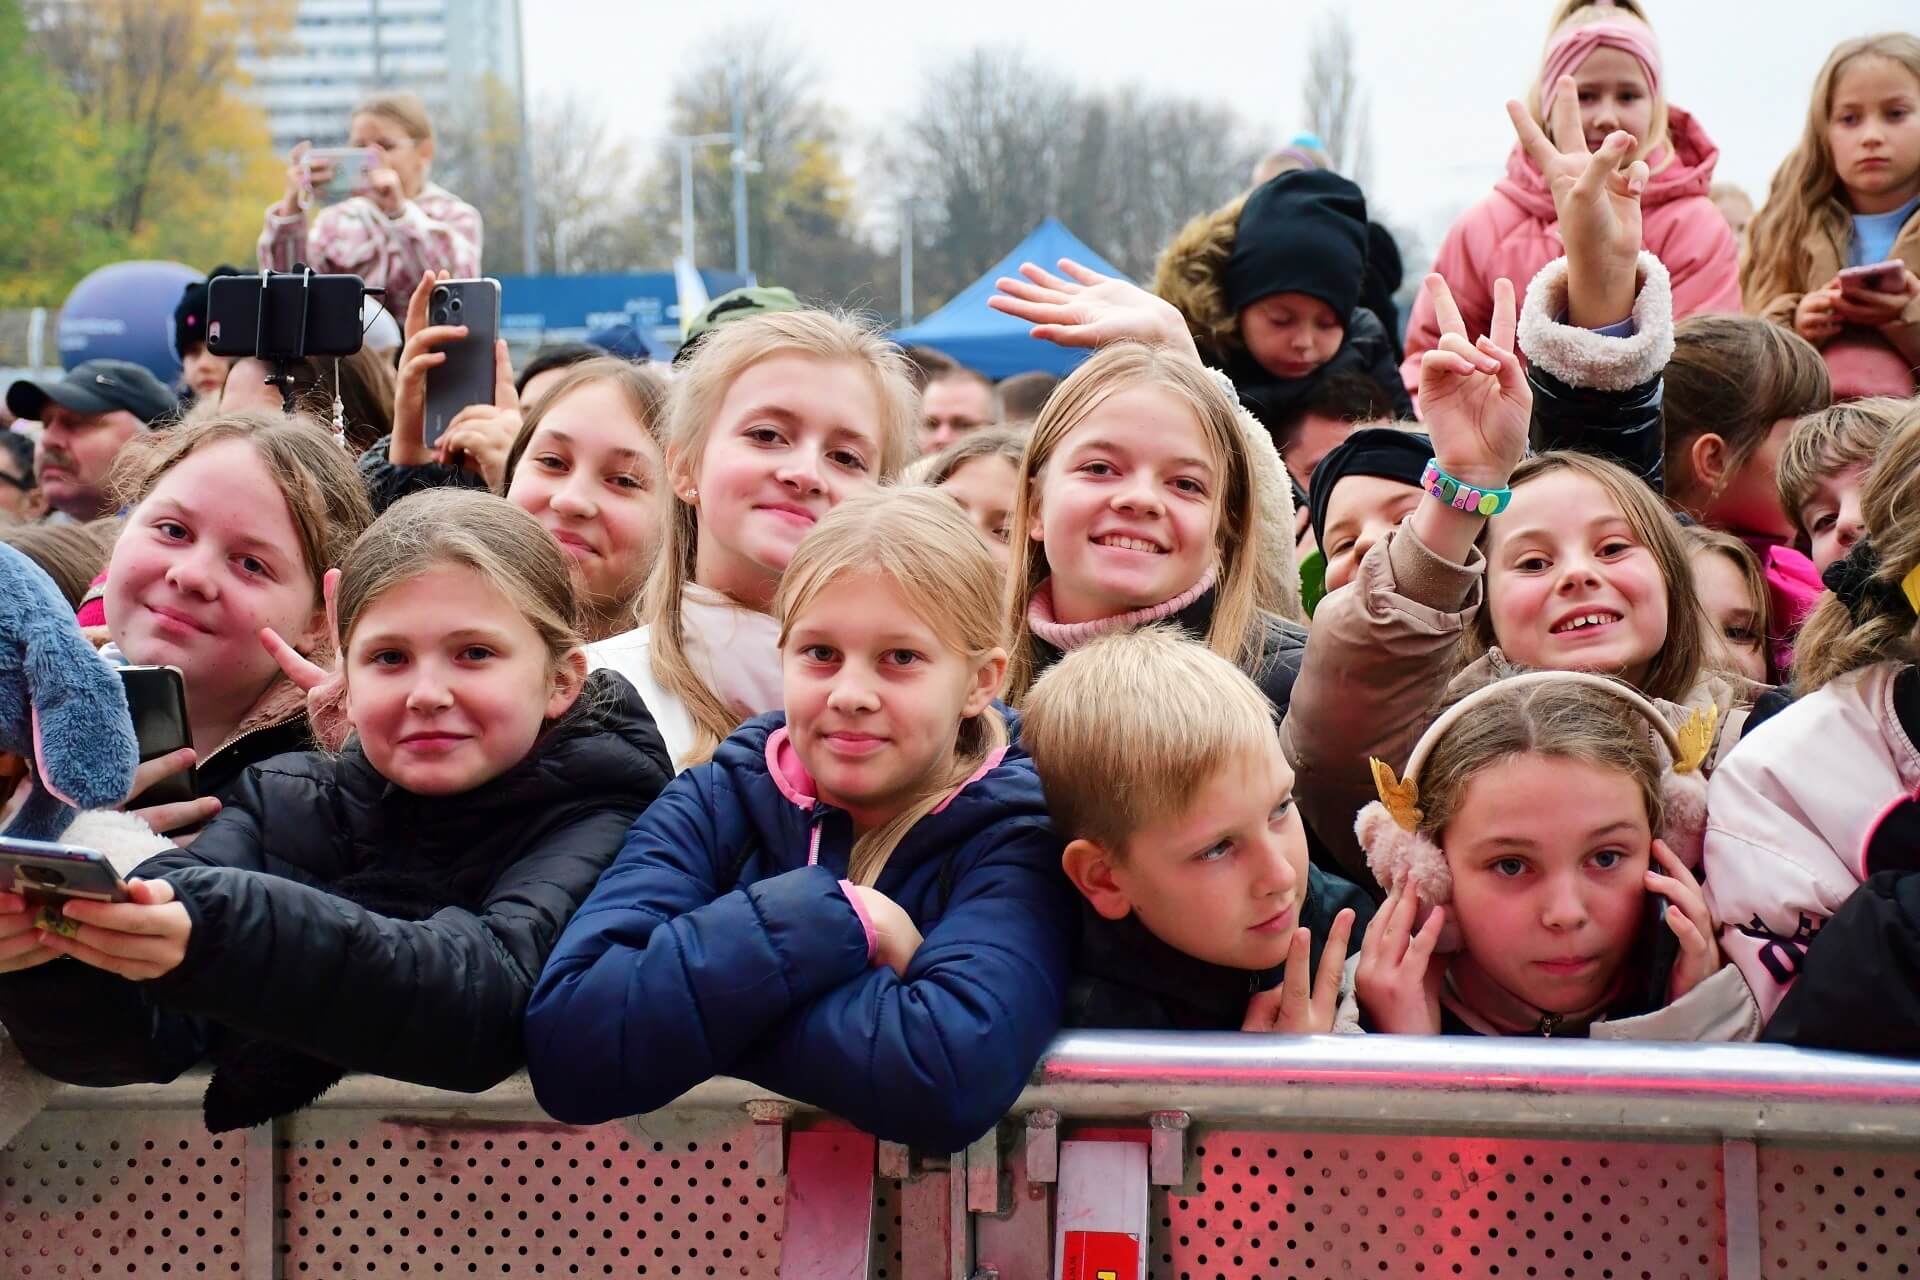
[1355,669,1717,908]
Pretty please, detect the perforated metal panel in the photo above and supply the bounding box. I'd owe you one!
[1150,1132,1726,1279]
[0,1110,256,1276]
[275,1111,903,1277]
[1756,1145,1920,1279]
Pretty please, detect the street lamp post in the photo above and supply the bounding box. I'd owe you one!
[669,132,735,271]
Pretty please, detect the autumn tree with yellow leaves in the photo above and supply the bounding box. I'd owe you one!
[4,0,289,304]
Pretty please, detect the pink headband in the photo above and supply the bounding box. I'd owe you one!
[1539,21,1662,114]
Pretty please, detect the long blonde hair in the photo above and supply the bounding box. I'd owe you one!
[1794,402,1920,694]
[1742,34,1920,312]
[1526,6,1671,167]
[1002,342,1264,705]
[641,310,921,766]
[776,489,1009,885]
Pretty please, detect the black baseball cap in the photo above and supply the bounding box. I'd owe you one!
[7,359,177,427]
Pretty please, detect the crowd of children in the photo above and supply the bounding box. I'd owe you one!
[0,9,1918,1154]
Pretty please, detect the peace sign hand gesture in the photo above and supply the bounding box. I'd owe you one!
[1508,79,1646,328]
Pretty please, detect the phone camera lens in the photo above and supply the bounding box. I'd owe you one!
[449,296,462,313]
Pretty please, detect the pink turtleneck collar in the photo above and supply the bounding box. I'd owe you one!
[1027,563,1217,653]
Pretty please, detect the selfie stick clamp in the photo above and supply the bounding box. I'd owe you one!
[252,265,319,416]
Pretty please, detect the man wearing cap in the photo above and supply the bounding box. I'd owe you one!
[7,360,177,522]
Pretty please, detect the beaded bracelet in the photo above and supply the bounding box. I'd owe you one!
[1420,458,1512,517]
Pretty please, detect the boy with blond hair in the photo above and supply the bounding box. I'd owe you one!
[1022,627,1372,1031]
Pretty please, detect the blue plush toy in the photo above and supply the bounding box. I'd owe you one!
[0,542,141,841]
[0,541,173,1150]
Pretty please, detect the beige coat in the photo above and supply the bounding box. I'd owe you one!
[1754,211,1920,331]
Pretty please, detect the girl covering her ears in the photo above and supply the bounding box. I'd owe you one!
[525,489,1076,1153]
[90,412,374,840]
[1345,671,1756,1040]
[1742,33,1920,397]
[1284,83,1765,886]
[1397,5,1740,399]
[587,309,921,771]
[1704,402,1920,1057]
[0,490,672,1131]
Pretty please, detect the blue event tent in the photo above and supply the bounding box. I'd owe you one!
[892,219,1128,380]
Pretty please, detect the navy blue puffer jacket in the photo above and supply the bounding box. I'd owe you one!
[524,709,1075,1152]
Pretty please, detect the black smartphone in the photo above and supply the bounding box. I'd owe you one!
[423,278,503,449]
[206,272,367,360]
[0,837,131,906]
[119,665,196,808]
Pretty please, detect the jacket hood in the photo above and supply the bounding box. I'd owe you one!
[1495,105,1720,217]
[708,706,1046,872]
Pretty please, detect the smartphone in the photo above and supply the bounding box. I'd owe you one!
[0,837,130,907]
[304,146,379,204]
[423,278,503,449]
[1838,260,1904,296]
[119,665,196,809]
[206,272,367,360]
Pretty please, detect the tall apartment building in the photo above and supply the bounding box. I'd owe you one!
[240,0,523,153]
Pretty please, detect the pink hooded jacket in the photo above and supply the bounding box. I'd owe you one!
[1400,107,1742,400]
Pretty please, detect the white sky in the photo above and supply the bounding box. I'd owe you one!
[523,0,1914,259]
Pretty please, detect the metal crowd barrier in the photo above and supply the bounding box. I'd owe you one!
[5,1032,1920,1279]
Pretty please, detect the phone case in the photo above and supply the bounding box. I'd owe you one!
[0,838,130,905]
[119,666,196,808]
[423,279,503,449]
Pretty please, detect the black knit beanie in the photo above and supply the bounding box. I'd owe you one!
[1307,426,1433,550]
[1225,170,1370,320]
[173,265,244,360]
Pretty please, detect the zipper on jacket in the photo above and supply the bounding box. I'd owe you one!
[806,814,824,867]
[1537,1012,1564,1037]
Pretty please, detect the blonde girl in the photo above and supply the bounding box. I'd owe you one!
[527,488,1076,1153]
[497,357,673,643]
[588,310,919,770]
[0,489,672,1129]
[1349,671,1752,1039]
[1704,401,1920,1054]
[1001,341,1303,712]
[1742,34,1920,394]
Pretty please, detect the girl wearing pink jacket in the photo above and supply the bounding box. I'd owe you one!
[1398,5,1741,400]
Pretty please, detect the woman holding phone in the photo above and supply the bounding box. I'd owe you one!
[258,91,482,328]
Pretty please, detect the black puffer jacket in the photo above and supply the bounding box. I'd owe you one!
[1528,364,1665,493]
[1065,865,1375,1030]
[1223,307,1415,439]
[0,671,670,1094]
[356,434,488,514]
